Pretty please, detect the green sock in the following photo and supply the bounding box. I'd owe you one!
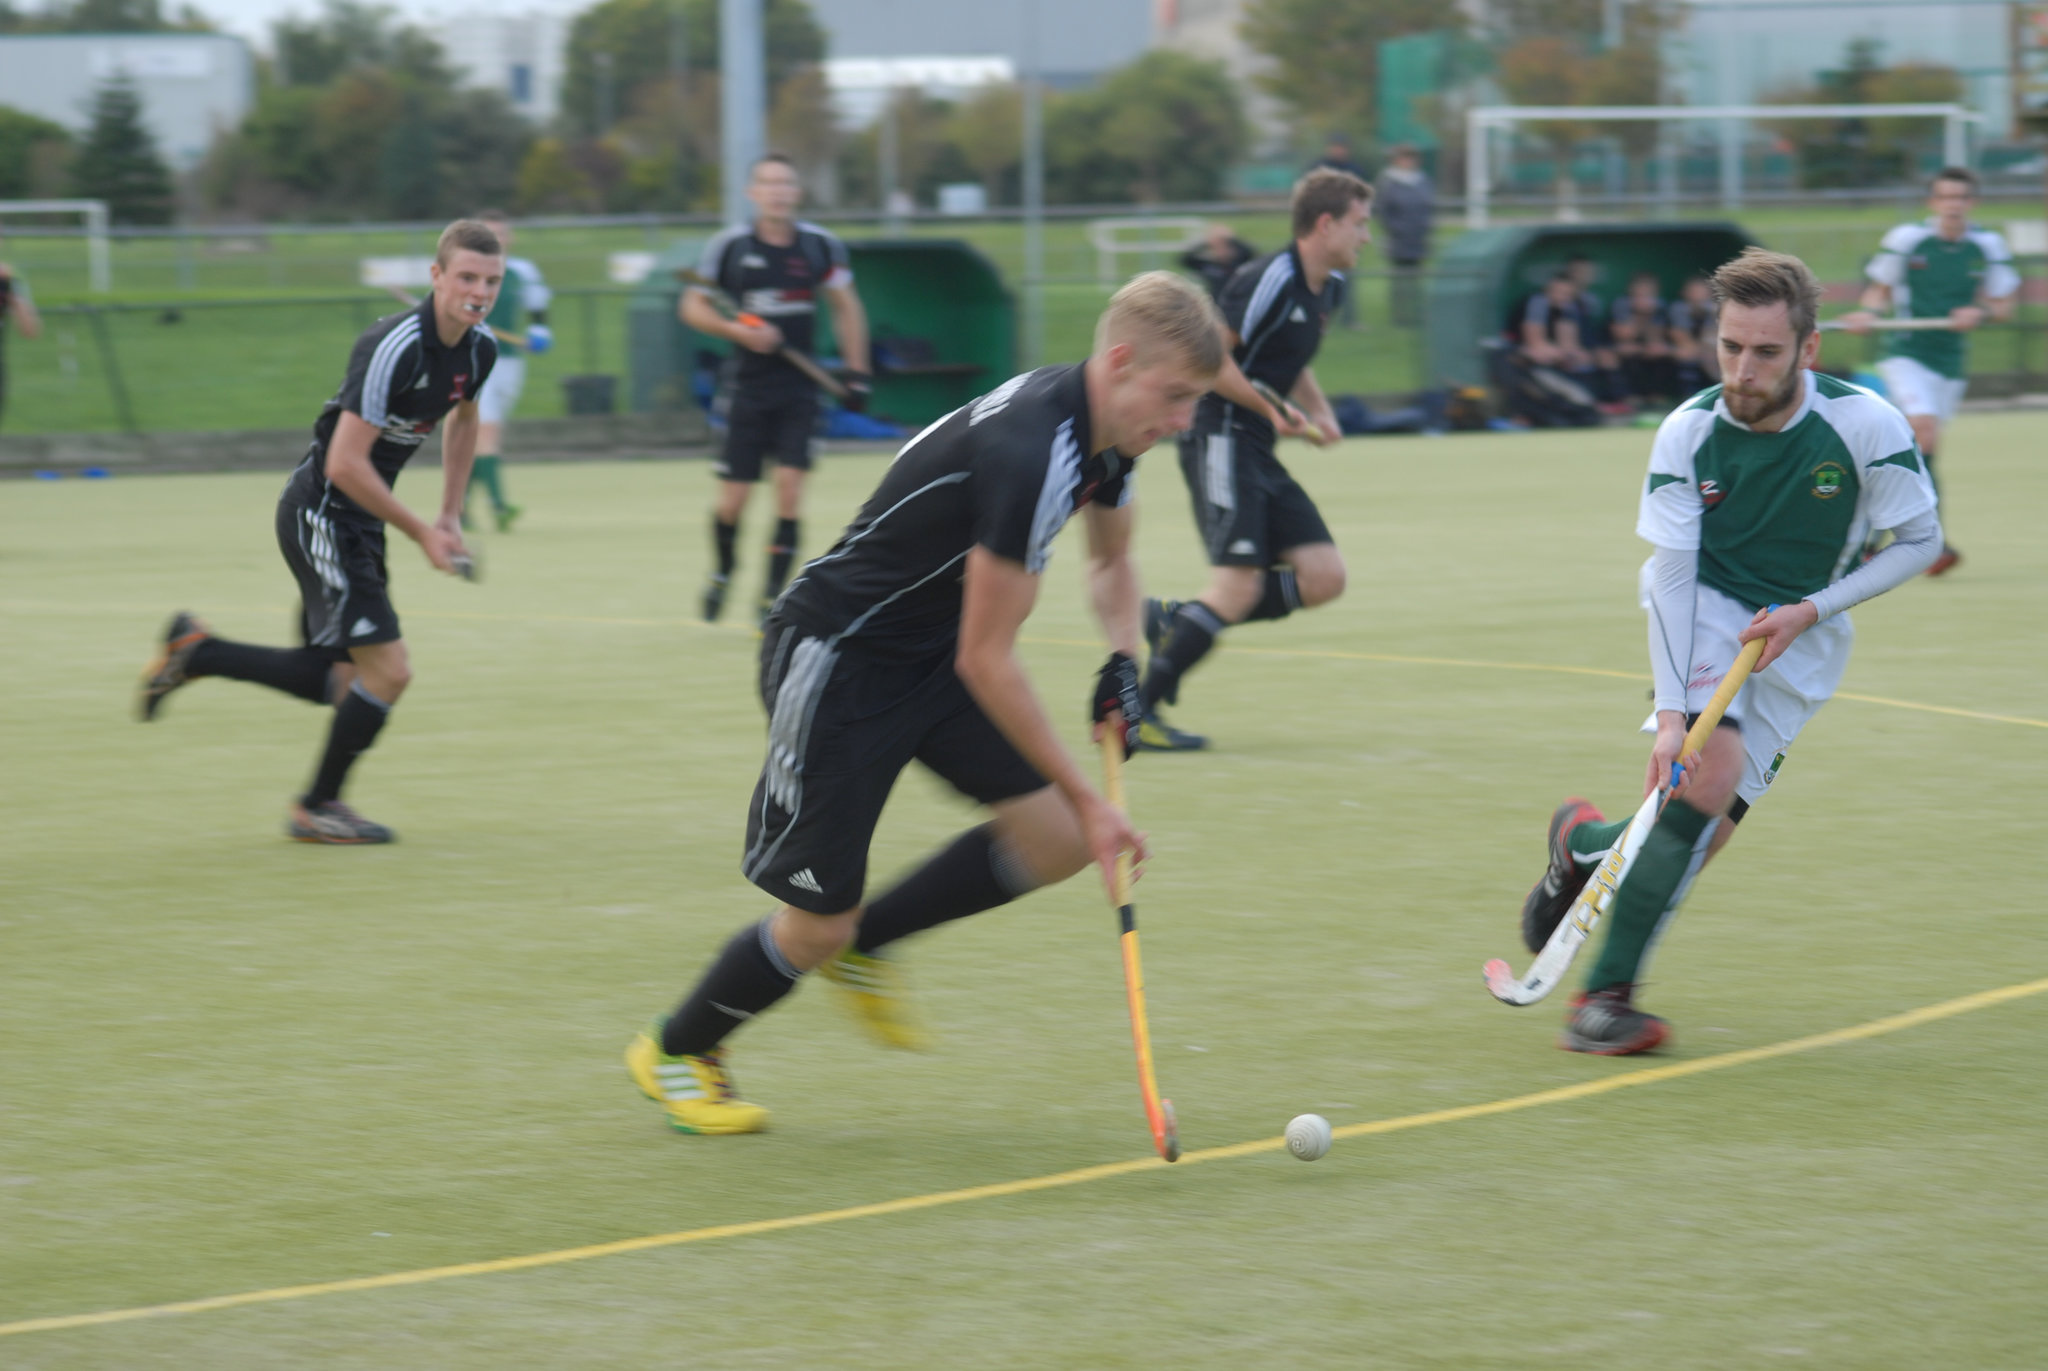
[1568,816,1630,865]
[472,455,506,511]
[1584,798,1713,992]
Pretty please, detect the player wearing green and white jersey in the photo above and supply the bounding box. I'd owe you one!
[1518,249,1940,1055]
[467,212,554,532]
[1844,167,2017,576]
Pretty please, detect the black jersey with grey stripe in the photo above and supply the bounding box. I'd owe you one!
[696,220,852,394]
[284,299,497,523]
[777,364,1132,660]
[1193,244,1341,441]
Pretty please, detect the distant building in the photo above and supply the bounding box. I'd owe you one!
[427,10,571,126]
[822,54,1015,127]
[0,32,253,170]
[805,0,1149,89]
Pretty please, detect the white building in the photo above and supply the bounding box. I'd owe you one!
[805,0,1150,88]
[426,10,571,126]
[0,32,253,170]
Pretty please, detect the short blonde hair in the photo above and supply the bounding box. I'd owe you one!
[435,219,502,266]
[1094,270,1224,376]
[1711,248,1821,339]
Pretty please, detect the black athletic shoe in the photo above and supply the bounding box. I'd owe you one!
[701,575,729,623]
[136,612,211,722]
[288,800,395,845]
[1561,985,1669,1056]
[1521,797,1605,953]
[1143,596,1181,659]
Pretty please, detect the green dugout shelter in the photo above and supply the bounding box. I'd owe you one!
[628,237,1014,427]
[1424,222,1755,387]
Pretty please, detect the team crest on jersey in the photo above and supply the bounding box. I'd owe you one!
[1698,478,1725,508]
[1810,461,1845,499]
[449,373,468,402]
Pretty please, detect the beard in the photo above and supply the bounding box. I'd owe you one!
[1723,363,1804,427]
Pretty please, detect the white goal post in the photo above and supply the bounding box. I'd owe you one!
[1464,104,1986,228]
[0,199,111,292]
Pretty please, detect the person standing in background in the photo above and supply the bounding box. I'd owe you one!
[1375,143,1434,328]
[0,228,45,432]
[466,210,552,533]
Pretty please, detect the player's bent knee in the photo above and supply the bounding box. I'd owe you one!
[773,905,858,971]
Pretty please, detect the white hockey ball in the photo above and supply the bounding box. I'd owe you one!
[1285,1113,1332,1161]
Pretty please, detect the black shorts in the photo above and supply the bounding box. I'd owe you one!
[1177,426,1333,567]
[716,385,819,482]
[741,619,1047,913]
[276,497,402,659]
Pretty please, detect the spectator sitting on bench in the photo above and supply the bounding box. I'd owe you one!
[1516,271,1599,382]
[1668,274,1721,396]
[1609,271,1676,406]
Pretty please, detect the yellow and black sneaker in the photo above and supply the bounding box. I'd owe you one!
[818,947,930,1051]
[1134,708,1208,752]
[625,1028,769,1135]
[1143,596,1182,659]
[136,611,211,721]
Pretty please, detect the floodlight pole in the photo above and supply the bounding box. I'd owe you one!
[720,0,766,228]
[1020,0,1045,369]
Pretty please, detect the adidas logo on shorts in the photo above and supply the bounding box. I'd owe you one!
[788,868,824,895]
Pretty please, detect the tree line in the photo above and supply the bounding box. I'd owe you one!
[0,0,1975,226]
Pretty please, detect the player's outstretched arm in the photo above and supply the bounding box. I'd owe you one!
[324,411,459,573]
[957,545,1145,898]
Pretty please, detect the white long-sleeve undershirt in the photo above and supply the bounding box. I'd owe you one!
[1645,508,1943,713]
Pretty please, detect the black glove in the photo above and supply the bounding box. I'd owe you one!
[841,371,873,414]
[1091,651,1142,758]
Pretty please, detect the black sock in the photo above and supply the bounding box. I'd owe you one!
[661,916,803,1056]
[1141,600,1225,710]
[187,638,333,704]
[1242,568,1301,623]
[712,516,739,580]
[854,823,1039,955]
[764,517,800,599]
[303,681,390,805]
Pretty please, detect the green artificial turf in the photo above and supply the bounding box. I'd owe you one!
[2,415,2044,1367]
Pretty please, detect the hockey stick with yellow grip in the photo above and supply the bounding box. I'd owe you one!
[1483,629,1769,1006]
[1098,732,1181,1162]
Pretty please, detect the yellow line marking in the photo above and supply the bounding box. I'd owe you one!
[5,975,2043,1341]
[5,599,2041,728]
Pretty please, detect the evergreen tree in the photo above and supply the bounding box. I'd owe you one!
[71,77,175,225]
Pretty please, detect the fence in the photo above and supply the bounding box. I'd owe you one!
[1,216,2041,440]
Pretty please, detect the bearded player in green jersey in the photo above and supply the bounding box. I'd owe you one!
[1517,249,1941,1055]
[1842,167,2017,576]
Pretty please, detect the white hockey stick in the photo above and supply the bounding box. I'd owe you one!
[1483,632,1767,1006]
